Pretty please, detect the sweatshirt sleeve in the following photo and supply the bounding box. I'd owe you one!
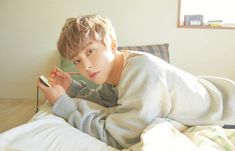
[67,80,117,107]
[52,94,123,149]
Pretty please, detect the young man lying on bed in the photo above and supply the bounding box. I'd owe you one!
[38,14,235,149]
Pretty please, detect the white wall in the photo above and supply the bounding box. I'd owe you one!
[1,0,235,99]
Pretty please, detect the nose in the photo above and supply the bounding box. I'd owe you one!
[82,59,93,71]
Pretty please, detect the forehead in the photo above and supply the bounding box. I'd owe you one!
[72,40,101,60]
[81,40,99,51]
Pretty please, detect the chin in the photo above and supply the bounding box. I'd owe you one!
[94,80,105,85]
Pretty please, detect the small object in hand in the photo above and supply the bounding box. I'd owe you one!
[39,75,52,87]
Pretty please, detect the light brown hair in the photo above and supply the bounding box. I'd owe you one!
[57,14,116,60]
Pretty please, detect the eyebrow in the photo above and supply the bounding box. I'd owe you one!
[72,42,95,60]
[84,42,95,50]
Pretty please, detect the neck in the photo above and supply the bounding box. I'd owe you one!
[106,51,124,86]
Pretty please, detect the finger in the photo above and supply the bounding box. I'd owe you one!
[54,70,67,78]
[49,66,61,77]
[50,66,59,78]
[55,66,63,72]
[49,71,56,78]
[48,77,56,82]
[56,71,64,76]
[49,67,63,78]
[48,77,56,86]
[58,71,71,79]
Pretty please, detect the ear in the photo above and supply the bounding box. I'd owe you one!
[111,40,117,52]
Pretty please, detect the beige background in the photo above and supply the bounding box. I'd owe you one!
[0,0,235,100]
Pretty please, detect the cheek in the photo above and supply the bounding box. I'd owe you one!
[75,65,88,77]
[104,51,115,62]
[95,51,114,67]
[97,52,115,81]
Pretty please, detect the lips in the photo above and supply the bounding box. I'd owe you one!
[89,71,100,79]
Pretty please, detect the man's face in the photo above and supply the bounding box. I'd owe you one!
[72,40,116,84]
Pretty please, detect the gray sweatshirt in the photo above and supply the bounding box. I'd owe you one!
[52,50,235,149]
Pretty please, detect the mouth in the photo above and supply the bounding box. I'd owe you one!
[89,71,100,79]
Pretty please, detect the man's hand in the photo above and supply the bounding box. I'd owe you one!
[38,80,66,105]
[48,66,73,92]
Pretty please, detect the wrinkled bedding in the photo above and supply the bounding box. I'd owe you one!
[1,102,235,151]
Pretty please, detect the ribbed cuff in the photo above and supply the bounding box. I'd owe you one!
[52,94,77,120]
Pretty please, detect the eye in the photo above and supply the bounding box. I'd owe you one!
[87,49,95,56]
[73,59,80,65]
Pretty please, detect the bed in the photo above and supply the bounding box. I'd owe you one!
[1,44,235,151]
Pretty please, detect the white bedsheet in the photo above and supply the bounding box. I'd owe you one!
[1,102,235,151]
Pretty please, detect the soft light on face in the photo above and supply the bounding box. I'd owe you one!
[72,39,116,84]
[104,49,115,62]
